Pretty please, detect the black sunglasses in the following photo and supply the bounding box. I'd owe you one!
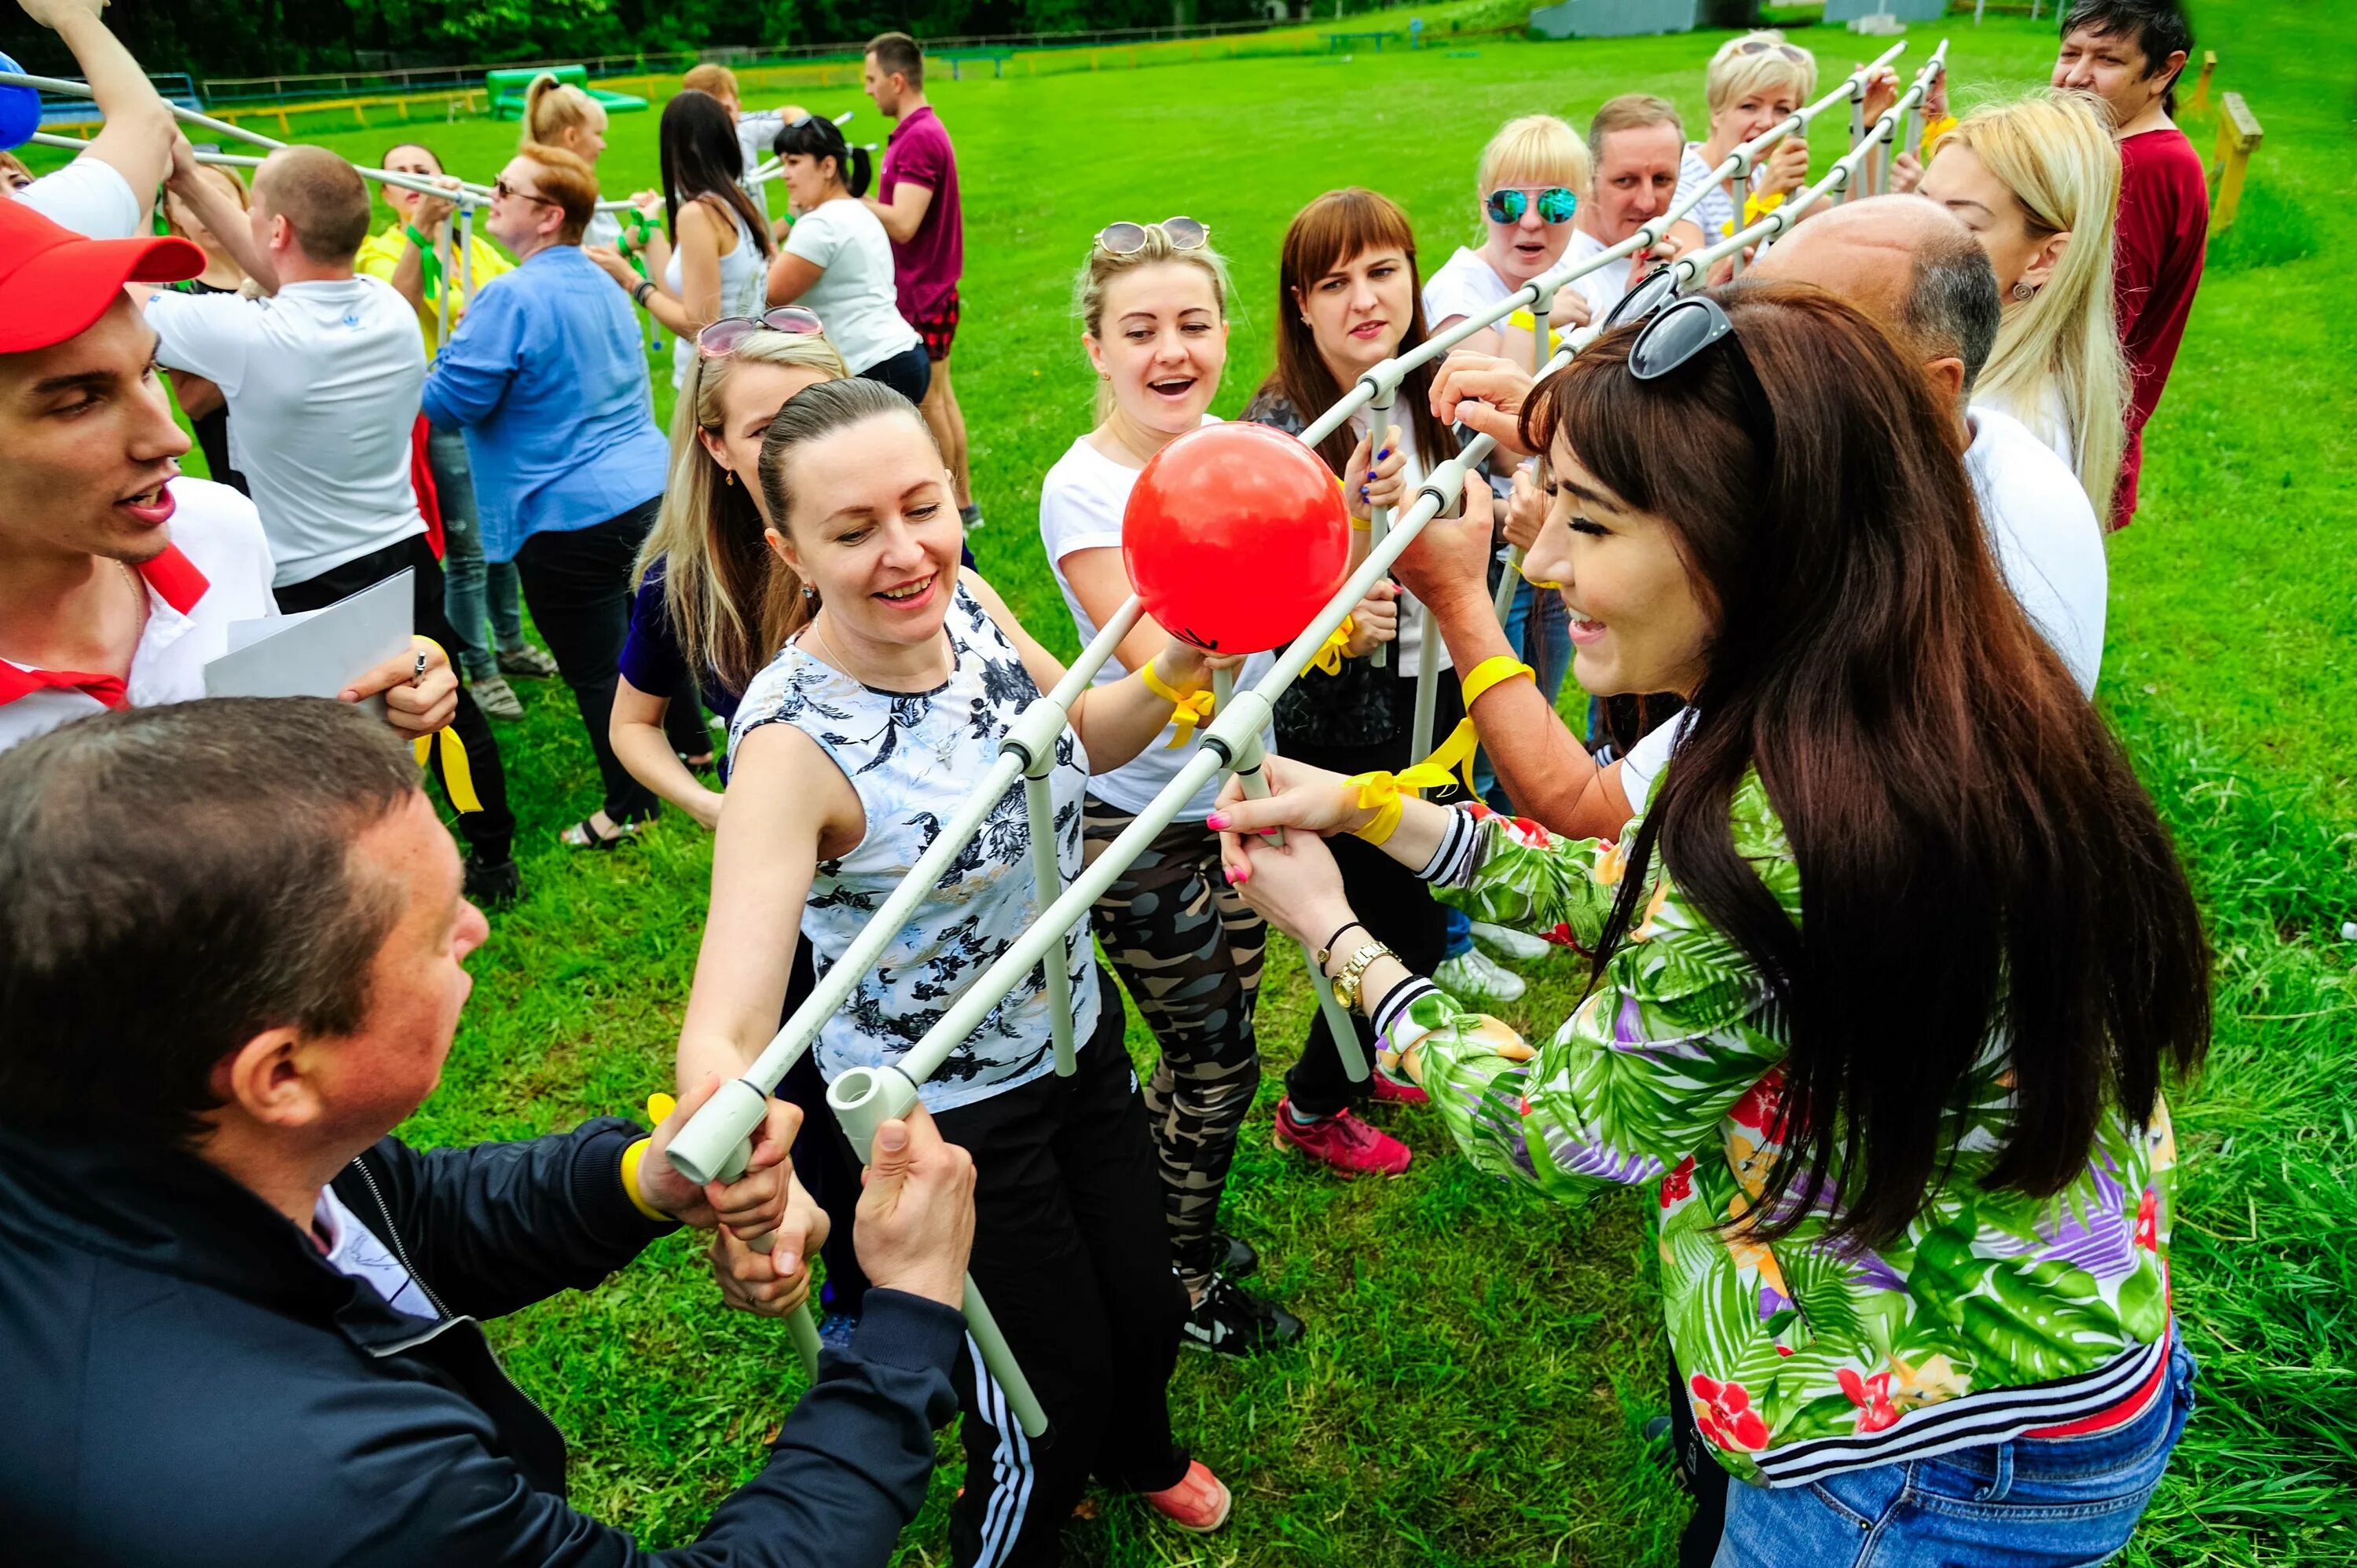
[1628,295,1778,468]
[1600,265,1684,333]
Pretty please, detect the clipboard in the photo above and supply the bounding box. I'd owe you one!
[205,569,414,717]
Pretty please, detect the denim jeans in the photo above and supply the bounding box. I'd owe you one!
[1475,575,1573,812]
[431,424,525,682]
[1714,1341,2198,1567]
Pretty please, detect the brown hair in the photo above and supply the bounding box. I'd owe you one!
[1586,92,1684,170]
[255,145,371,265]
[1257,188,1459,478]
[518,141,598,246]
[1524,281,2209,1247]
[867,31,924,89]
[0,699,417,1148]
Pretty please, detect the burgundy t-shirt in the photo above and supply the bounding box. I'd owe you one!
[2110,126,2209,528]
[878,104,963,324]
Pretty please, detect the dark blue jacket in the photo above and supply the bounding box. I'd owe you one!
[0,1117,962,1565]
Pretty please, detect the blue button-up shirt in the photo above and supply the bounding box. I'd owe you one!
[421,245,670,563]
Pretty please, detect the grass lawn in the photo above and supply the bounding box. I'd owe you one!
[37,4,2354,1560]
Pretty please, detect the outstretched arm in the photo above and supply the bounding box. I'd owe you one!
[19,0,176,221]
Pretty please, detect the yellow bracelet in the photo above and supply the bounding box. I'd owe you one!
[1461,654,1535,709]
[1344,716,1481,844]
[1139,661,1215,749]
[618,1137,672,1222]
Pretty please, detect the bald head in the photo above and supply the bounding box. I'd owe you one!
[1750,195,2000,407]
[254,145,371,266]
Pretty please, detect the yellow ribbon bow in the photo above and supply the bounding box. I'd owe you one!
[1140,661,1216,749]
[1721,189,1787,240]
[412,725,483,812]
[1299,614,1357,679]
[1344,717,1482,844]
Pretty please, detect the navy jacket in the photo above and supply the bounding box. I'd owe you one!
[0,1117,962,1565]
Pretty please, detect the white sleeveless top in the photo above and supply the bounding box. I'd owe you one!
[728,583,1102,1112]
[665,199,767,389]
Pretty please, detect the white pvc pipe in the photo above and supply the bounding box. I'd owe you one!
[1020,764,1080,1079]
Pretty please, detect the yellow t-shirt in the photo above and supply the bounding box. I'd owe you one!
[354,221,515,355]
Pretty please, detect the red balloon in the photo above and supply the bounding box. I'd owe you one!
[1122,423,1352,656]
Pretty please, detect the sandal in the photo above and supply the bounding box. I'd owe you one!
[561,815,645,851]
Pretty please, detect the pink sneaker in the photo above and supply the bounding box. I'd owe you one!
[1141,1459,1232,1533]
[1369,1063,1429,1106]
[1274,1098,1413,1177]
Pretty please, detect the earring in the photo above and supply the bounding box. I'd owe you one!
[801,584,817,603]
[2011,281,2037,302]
[724,469,735,487]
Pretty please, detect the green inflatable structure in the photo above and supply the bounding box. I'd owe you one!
[486,64,648,121]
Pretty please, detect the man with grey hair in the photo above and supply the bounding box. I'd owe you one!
[1749,194,2107,695]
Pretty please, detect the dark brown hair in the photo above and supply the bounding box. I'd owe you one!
[0,700,418,1148]
[661,88,775,262]
[867,31,925,89]
[1258,188,1460,479]
[1525,280,2209,1246]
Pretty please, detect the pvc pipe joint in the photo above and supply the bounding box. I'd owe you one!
[999,695,1072,779]
[826,1064,924,1163]
[666,1076,771,1187]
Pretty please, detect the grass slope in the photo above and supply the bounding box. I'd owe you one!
[62,5,2354,1560]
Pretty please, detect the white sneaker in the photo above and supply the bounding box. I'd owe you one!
[1471,919,1553,963]
[1434,947,1527,1007]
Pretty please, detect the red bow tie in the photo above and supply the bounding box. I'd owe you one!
[0,661,130,711]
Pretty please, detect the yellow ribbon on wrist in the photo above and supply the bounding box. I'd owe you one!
[1299,614,1357,679]
[1505,306,1564,357]
[1343,716,1482,844]
[619,1138,671,1222]
[1461,654,1535,709]
[1140,661,1215,749]
[405,636,482,812]
[1720,189,1787,240]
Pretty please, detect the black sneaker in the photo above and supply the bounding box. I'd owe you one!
[1182,1274,1302,1357]
[1211,1231,1259,1280]
[464,856,522,908]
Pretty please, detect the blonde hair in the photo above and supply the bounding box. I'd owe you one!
[522,73,608,152]
[515,141,599,246]
[163,161,250,240]
[682,63,739,101]
[1945,90,2127,516]
[1075,223,1233,421]
[1475,114,1590,230]
[639,331,852,693]
[0,148,30,187]
[1704,29,1819,116]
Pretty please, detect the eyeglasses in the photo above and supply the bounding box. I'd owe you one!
[493,176,560,209]
[1627,294,1778,467]
[1094,216,1211,255]
[1736,39,1809,64]
[1600,265,1683,333]
[697,307,827,358]
[1484,186,1578,225]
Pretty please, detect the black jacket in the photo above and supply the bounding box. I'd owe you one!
[0,1117,962,1566]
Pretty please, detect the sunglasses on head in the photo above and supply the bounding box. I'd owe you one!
[1737,39,1809,64]
[697,307,827,358]
[1485,185,1578,225]
[1626,294,1779,468]
[1094,215,1211,255]
[1600,265,1684,333]
[493,175,560,208]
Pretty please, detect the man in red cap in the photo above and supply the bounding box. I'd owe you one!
[0,196,458,754]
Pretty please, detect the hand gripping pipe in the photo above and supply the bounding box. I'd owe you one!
[1363,380,1398,671]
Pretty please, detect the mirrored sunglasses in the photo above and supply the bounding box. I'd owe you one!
[1094,215,1211,255]
[1484,186,1578,225]
[698,307,827,358]
[1737,39,1809,64]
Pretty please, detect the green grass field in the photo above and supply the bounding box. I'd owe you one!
[41,3,2355,1560]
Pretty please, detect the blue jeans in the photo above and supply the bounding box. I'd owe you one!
[1475,575,1572,811]
[1714,1342,2197,1567]
[431,425,525,681]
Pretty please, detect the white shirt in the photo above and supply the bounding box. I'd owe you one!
[1676,143,1763,244]
[1618,708,1694,816]
[145,276,429,588]
[1562,229,1637,319]
[1039,424,1277,819]
[737,112,787,220]
[1421,245,1515,332]
[664,203,767,388]
[1965,405,2107,695]
[0,479,279,754]
[1979,383,2078,479]
[14,158,142,239]
[781,197,920,374]
[314,1186,438,1321]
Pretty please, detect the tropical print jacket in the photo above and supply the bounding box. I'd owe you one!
[1372,779,2178,1487]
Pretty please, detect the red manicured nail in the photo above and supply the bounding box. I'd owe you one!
[1206,811,1230,830]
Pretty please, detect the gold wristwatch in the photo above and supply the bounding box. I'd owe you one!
[1330,939,1396,1012]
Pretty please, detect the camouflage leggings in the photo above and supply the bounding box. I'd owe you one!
[1082,797,1266,1295]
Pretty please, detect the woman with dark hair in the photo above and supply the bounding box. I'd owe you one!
[1213,283,2209,1563]
[1243,187,1475,1176]
[764,115,928,402]
[588,90,774,391]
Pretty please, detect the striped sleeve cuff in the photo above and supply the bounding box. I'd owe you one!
[1416,805,1483,887]
[1373,975,1439,1051]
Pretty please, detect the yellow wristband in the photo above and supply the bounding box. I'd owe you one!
[618,1137,671,1222]
[1461,654,1535,709]
[1140,661,1215,749]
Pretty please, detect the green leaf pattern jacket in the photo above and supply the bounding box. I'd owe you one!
[1386,781,2177,1487]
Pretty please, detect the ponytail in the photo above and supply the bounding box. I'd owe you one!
[845,145,874,200]
[522,71,605,153]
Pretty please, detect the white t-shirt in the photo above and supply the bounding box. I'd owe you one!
[1421,245,1515,332]
[1675,144,1754,243]
[1039,423,1278,819]
[1965,405,2107,696]
[782,197,920,374]
[15,158,142,240]
[145,276,429,589]
[584,209,622,252]
[1978,383,2078,481]
[0,479,279,754]
[737,112,786,219]
[314,1186,438,1321]
[1618,708,1694,816]
[1562,229,1637,319]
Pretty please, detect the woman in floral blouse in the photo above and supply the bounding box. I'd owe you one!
[1210,284,2211,1565]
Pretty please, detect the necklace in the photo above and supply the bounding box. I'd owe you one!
[809,610,950,691]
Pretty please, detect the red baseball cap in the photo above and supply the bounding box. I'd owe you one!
[1,190,206,354]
